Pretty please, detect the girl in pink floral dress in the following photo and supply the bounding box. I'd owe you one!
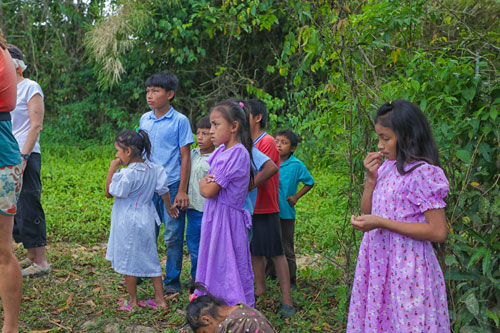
[348,100,450,332]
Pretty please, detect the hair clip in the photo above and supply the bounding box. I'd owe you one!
[238,102,244,108]
[189,293,198,302]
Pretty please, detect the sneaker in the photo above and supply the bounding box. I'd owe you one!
[279,304,296,318]
[22,263,50,277]
[163,285,181,295]
[19,258,33,268]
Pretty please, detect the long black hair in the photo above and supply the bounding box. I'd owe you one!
[186,283,227,331]
[375,99,440,175]
[115,129,152,160]
[210,100,255,187]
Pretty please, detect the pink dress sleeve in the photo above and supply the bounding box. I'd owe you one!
[407,163,449,213]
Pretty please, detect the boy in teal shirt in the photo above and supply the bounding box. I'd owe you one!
[275,129,314,289]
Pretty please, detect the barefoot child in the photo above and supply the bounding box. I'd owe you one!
[186,283,274,333]
[274,129,314,290]
[105,129,179,311]
[195,100,255,307]
[348,100,450,331]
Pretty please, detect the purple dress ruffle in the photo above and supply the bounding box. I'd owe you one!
[347,160,450,332]
[196,144,255,307]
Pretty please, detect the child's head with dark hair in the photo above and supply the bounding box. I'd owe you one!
[114,129,152,162]
[276,129,299,148]
[245,98,268,129]
[196,115,211,130]
[210,100,254,185]
[145,72,178,102]
[186,283,227,332]
[374,99,440,174]
[196,115,214,154]
[275,129,299,159]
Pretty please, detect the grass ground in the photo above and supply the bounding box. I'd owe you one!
[8,143,353,332]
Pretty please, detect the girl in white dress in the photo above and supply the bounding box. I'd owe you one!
[105,129,179,311]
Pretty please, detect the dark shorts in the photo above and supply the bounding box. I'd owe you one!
[13,153,46,248]
[250,212,284,257]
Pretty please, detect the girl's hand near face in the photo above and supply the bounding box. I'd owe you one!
[364,152,383,184]
[110,158,121,170]
[351,214,383,232]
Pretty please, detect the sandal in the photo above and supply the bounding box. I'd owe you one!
[137,299,159,309]
[22,263,50,277]
[118,299,136,312]
[19,258,33,268]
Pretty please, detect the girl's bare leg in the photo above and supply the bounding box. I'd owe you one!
[152,277,167,308]
[252,256,267,296]
[124,275,138,307]
[0,214,21,333]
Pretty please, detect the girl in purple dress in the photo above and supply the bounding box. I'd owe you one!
[196,100,255,307]
[348,100,450,332]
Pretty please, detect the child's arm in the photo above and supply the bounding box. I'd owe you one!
[174,144,191,209]
[287,183,314,207]
[199,174,221,198]
[360,152,383,214]
[351,208,448,243]
[248,159,278,192]
[161,192,179,218]
[105,158,121,198]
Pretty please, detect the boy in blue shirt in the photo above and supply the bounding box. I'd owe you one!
[139,72,194,294]
[185,116,214,284]
[275,129,314,290]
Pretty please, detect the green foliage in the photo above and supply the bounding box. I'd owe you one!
[3,0,500,330]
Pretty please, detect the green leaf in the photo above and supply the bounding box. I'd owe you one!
[467,246,487,269]
[488,309,499,327]
[482,248,492,276]
[456,150,471,163]
[463,293,480,317]
[445,254,458,266]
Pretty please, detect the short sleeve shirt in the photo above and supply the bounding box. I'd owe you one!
[278,155,314,219]
[187,147,212,212]
[139,107,194,185]
[254,133,280,214]
[243,145,271,214]
[11,79,44,154]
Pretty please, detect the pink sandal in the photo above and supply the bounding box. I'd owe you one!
[137,299,159,309]
[118,299,136,312]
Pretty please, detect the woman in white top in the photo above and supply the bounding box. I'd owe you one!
[8,44,50,277]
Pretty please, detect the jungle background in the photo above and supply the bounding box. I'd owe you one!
[1,0,499,332]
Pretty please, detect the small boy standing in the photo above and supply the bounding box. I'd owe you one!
[139,72,194,294]
[185,116,215,284]
[275,129,314,290]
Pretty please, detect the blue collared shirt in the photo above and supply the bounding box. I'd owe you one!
[139,107,194,185]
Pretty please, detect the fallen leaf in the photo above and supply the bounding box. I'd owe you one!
[66,292,74,307]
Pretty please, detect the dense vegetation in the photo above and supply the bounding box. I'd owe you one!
[2,0,499,331]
